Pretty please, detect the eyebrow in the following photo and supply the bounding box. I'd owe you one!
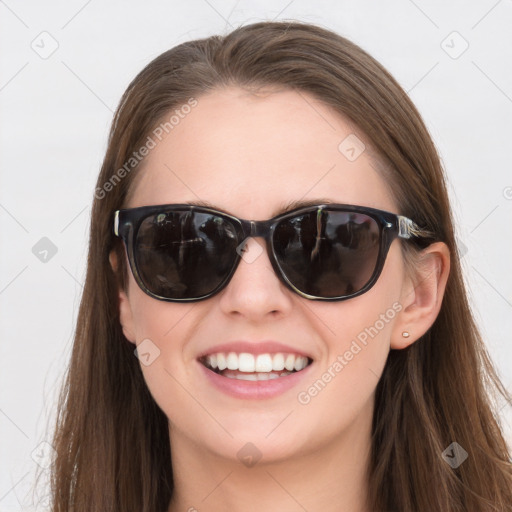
[184,198,336,218]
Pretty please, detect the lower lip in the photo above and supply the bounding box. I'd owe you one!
[198,360,314,400]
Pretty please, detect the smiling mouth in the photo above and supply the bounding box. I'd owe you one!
[199,352,313,381]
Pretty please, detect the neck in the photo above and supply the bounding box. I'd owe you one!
[167,401,373,512]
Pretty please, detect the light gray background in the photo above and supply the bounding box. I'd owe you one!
[1,1,511,510]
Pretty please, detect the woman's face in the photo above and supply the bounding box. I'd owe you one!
[116,87,409,464]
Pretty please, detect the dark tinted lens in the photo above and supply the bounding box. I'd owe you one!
[134,210,239,299]
[273,210,381,298]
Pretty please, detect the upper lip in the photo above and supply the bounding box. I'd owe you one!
[197,341,314,360]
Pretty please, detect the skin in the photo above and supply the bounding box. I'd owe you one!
[110,87,450,512]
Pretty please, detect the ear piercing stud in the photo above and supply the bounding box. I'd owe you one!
[402,331,410,338]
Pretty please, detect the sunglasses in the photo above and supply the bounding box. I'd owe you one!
[113,203,427,302]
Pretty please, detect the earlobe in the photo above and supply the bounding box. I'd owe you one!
[110,249,137,344]
[109,250,118,272]
[118,289,137,344]
[391,242,450,349]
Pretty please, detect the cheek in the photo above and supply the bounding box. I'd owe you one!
[130,304,202,435]
[125,263,198,346]
[128,282,173,341]
[126,279,195,402]
[314,241,403,344]
[297,300,395,429]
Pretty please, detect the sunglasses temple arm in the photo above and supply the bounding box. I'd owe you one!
[113,211,120,237]
[397,215,429,240]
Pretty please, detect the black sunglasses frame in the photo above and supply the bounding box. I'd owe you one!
[113,203,427,302]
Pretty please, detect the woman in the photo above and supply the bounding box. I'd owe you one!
[48,21,512,511]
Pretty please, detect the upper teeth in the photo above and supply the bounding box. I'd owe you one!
[204,352,309,373]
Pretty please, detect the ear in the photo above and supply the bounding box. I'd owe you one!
[391,242,450,349]
[109,249,137,345]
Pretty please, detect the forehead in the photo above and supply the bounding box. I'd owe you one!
[125,87,396,218]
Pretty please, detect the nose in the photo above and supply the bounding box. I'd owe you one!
[218,237,294,320]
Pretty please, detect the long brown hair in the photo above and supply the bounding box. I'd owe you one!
[47,21,512,511]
